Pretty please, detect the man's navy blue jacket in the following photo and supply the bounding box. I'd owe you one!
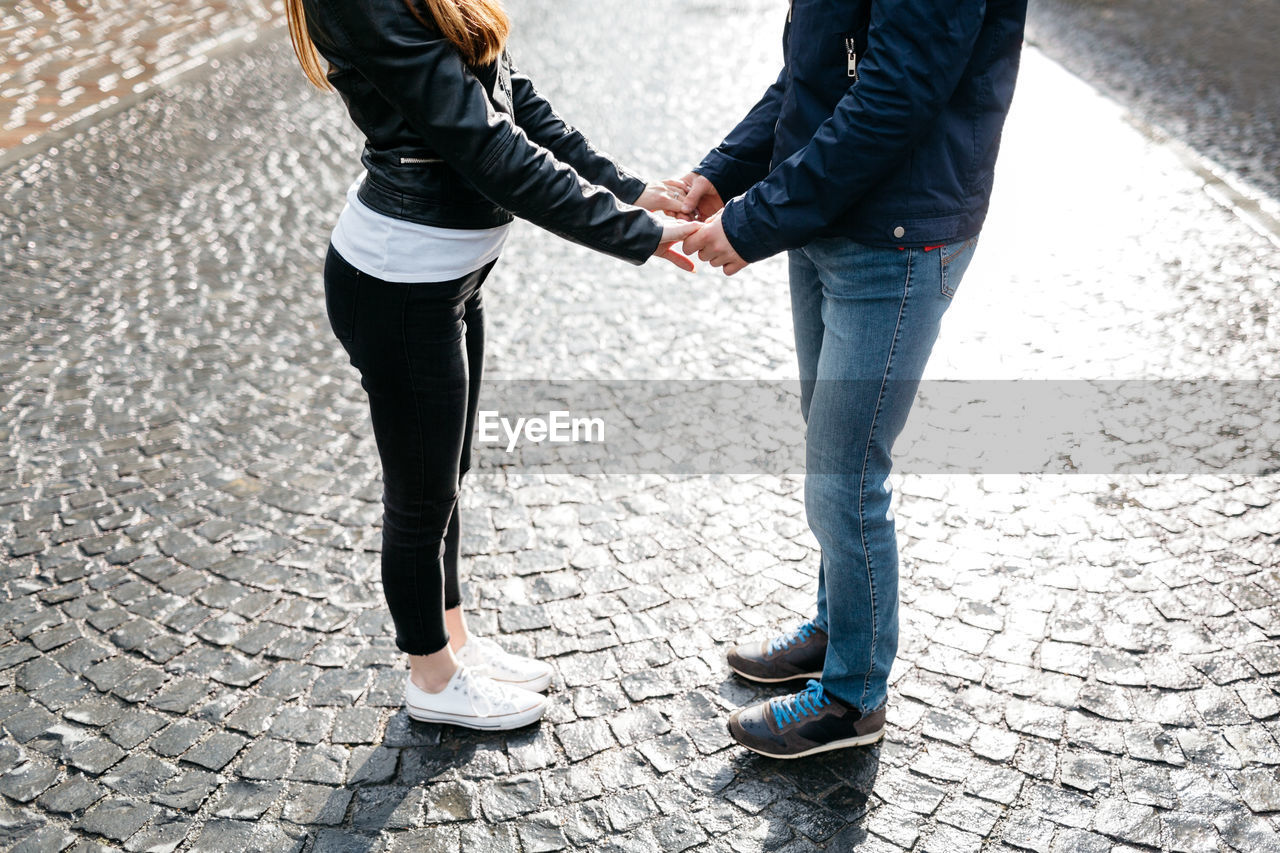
[696,0,1029,262]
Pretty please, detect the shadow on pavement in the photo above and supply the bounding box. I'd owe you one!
[293,698,882,851]
[746,746,882,847]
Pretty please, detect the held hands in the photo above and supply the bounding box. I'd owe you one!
[637,173,748,276]
[681,210,748,276]
[676,172,724,222]
[636,179,700,271]
[653,219,702,272]
[635,179,695,217]
[673,171,747,275]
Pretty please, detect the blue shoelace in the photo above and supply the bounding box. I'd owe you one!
[767,620,818,655]
[771,679,831,728]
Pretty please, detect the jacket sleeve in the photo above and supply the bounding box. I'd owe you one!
[694,65,787,201]
[721,0,986,263]
[507,59,648,204]
[316,0,661,264]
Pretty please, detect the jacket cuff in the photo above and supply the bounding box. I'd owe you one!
[695,150,769,202]
[631,212,665,265]
[614,172,648,205]
[721,198,779,264]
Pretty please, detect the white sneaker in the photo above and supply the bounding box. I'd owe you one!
[403,666,546,730]
[455,636,554,693]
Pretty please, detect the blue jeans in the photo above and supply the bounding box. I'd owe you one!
[790,235,978,713]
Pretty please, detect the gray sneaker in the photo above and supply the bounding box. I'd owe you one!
[726,621,827,683]
[728,680,886,759]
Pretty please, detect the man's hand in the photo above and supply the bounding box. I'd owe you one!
[653,219,702,272]
[677,172,724,222]
[635,179,691,216]
[681,212,748,275]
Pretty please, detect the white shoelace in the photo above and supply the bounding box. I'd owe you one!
[460,637,530,677]
[456,667,511,717]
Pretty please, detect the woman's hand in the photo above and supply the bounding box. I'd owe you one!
[654,220,702,272]
[635,179,691,216]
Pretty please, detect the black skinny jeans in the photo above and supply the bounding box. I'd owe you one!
[324,245,494,655]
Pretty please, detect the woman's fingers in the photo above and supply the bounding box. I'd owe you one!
[661,220,702,244]
[681,221,706,252]
[651,218,746,275]
[653,220,701,272]
[637,180,691,214]
[650,192,686,214]
[658,245,696,272]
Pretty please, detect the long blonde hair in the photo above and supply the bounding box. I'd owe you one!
[287,0,511,91]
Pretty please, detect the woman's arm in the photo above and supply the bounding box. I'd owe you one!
[507,60,647,204]
[507,60,689,219]
[315,0,664,264]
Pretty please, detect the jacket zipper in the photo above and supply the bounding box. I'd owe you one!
[846,36,858,80]
[400,156,442,164]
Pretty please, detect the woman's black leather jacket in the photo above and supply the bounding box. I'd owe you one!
[303,0,662,264]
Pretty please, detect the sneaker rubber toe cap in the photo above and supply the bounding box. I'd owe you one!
[727,705,777,753]
[725,643,770,679]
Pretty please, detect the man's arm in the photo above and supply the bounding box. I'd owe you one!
[720,0,987,263]
[693,64,788,202]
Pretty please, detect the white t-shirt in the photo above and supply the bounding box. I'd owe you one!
[330,174,511,283]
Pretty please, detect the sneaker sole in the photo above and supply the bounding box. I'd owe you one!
[734,727,885,759]
[728,665,823,684]
[405,701,546,731]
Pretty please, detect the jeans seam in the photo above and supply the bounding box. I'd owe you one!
[855,247,912,711]
[940,236,978,298]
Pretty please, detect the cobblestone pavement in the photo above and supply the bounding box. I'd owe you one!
[2,1,1280,851]
[0,0,281,156]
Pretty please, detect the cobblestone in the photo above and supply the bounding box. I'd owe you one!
[0,0,283,156]
[71,797,155,842]
[0,0,1277,850]
[183,731,248,773]
[0,755,59,803]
